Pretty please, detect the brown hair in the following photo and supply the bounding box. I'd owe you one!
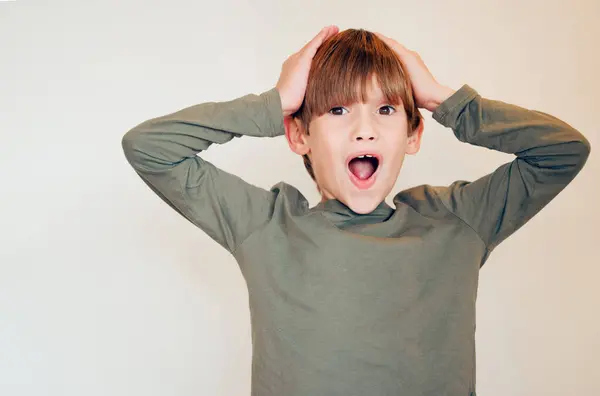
[291,28,423,192]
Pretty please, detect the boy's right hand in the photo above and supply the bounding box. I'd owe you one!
[276,25,339,118]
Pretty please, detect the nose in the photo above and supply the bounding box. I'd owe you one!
[355,132,376,141]
[351,123,378,142]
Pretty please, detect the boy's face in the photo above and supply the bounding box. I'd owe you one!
[286,75,424,214]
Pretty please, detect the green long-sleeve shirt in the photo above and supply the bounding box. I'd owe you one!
[121,84,590,396]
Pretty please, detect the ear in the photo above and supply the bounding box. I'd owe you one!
[284,116,311,156]
[405,117,424,155]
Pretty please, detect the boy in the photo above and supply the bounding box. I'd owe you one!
[121,26,590,396]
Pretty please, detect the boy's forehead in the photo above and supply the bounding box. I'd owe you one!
[356,84,385,102]
[359,77,385,99]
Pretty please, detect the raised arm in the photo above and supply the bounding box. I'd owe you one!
[121,26,340,255]
[121,87,285,254]
[431,84,591,259]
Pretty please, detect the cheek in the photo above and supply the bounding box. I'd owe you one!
[311,142,343,179]
[384,136,409,166]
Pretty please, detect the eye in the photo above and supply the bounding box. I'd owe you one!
[328,105,397,116]
[329,107,348,116]
[379,105,396,115]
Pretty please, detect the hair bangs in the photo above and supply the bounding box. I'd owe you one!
[298,29,414,125]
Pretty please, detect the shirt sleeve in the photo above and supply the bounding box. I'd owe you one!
[121,87,286,254]
[431,84,591,259]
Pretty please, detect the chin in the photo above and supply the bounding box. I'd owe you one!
[341,178,392,215]
[345,195,383,215]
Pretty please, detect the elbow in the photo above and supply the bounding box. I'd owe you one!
[563,126,591,167]
[121,132,134,160]
[121,126,146,167]
[581,135,591,157]
[575,133,591,166]
[121,116,154,157]
[563,133,592,175]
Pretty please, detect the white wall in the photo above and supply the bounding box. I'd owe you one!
[1,1,599,395]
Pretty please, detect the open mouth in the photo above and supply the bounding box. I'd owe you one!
[346,153,382,190]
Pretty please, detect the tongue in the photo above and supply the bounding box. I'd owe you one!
[349,158,376,180]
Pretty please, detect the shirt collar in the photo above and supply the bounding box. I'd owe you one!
[310,197,395,224]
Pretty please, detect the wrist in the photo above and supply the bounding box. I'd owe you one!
[426,85,456,112]
[275,86,291,117]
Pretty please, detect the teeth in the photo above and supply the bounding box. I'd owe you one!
[357,154,374,158]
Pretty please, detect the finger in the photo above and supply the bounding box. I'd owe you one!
[307,25,338,54]
[374,32,397,49]
[299,26,329,53]
[302,25,338,56]
[374,31,388,42]
[375,32,411,53]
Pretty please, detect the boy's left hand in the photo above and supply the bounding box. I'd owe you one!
[374,32,455,112]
